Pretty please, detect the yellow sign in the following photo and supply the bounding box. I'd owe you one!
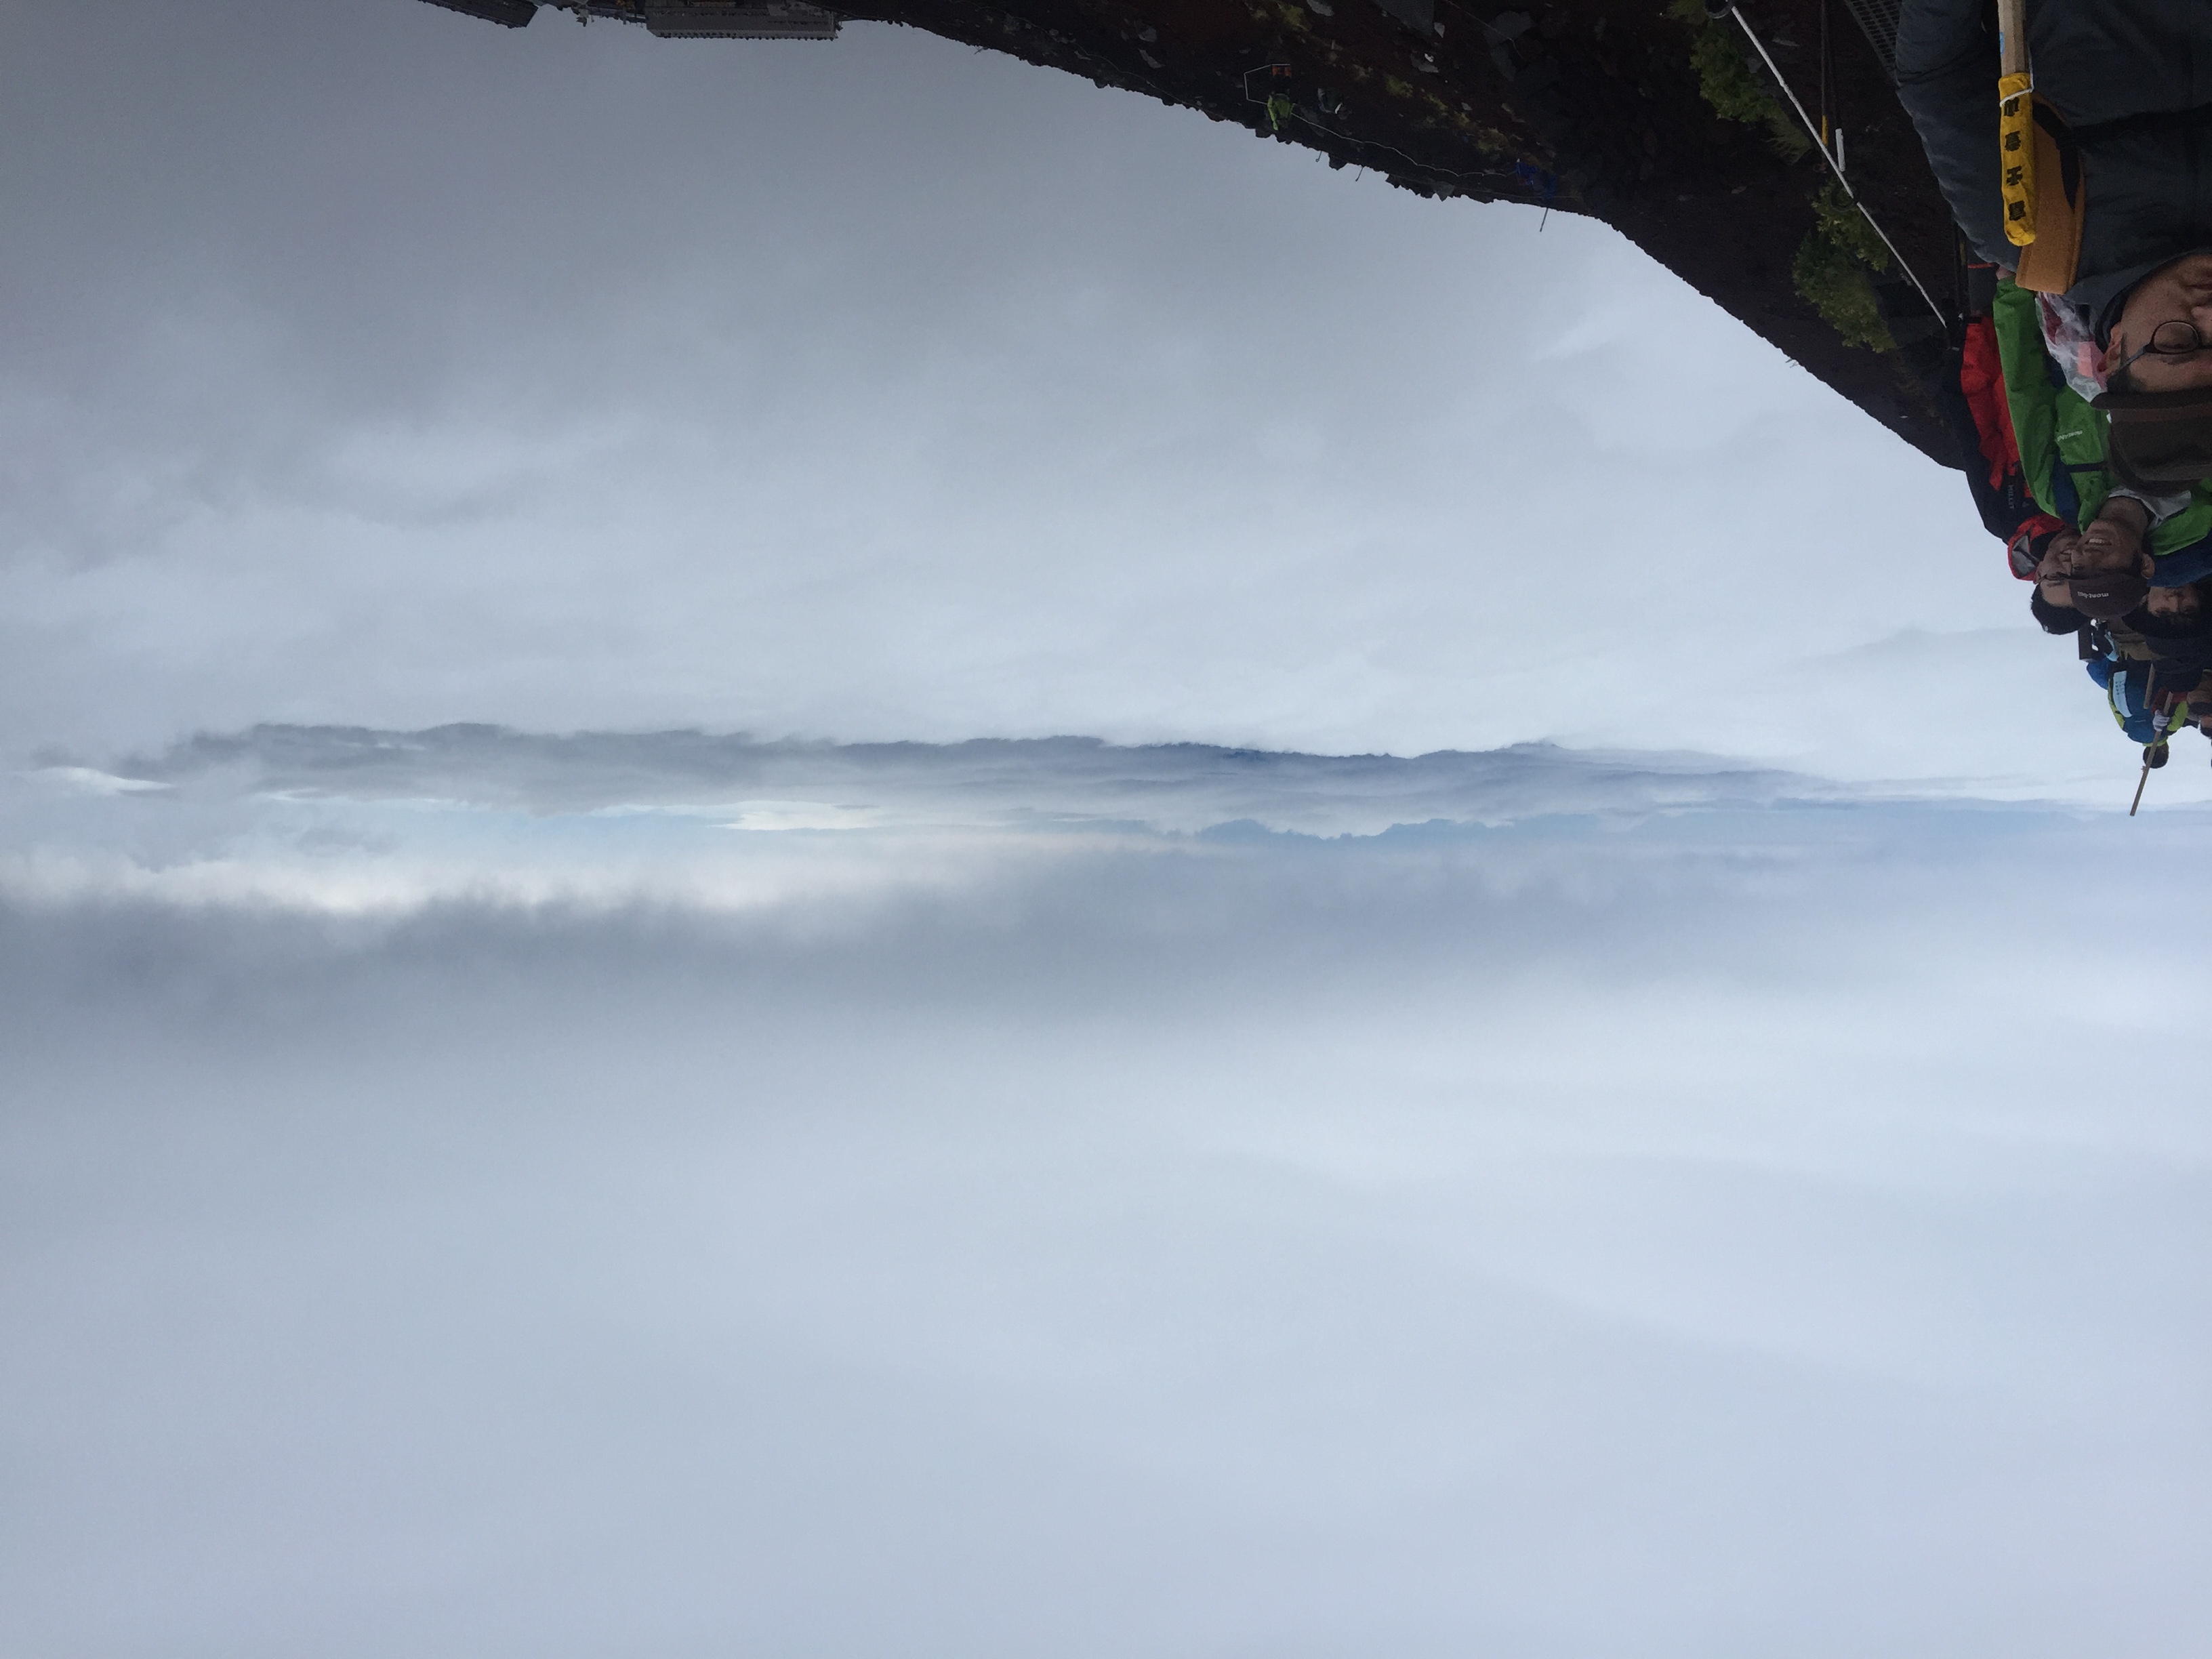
[1999,73,2036,246]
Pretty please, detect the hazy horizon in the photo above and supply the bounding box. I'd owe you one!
[5,3,2205,1655]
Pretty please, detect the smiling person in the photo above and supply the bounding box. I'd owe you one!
[2033,497,2153,621]
[1898,0,2212,491]
[2028,505,2212,654]
[2069,563,2212,756]
[2029,525,2087,633]
[2023,501,2212,769]
[2100,254,2212,491]
[1978,273,2212,599]
[2104,257,2212,396]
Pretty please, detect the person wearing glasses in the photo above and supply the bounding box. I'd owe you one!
[1973,272,2212,607]
[2099,268,2212,493]
[1897,0,2212,489]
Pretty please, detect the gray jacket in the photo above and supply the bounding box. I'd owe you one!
[1896,0,2212,343]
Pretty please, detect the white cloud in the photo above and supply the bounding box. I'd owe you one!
[4,794,2209,1657]
[24,765,170,796]
[0,723,1851,914]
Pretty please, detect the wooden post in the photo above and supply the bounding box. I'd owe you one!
[1998,0,2035,245]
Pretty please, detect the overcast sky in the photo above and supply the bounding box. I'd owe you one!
[5,0,2198,797]
[5,3,2209,1655]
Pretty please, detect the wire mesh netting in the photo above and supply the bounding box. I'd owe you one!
[1839,0,1902,75]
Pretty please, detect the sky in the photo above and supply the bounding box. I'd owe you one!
[7,0,2203,797]
[5,3,2209,1656]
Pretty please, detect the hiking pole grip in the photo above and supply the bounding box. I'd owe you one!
[1997,0,2034,245]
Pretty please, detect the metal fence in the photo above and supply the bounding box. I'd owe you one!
[1839,0,1902,75]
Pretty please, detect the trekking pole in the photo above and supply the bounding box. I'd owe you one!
[1996,0,2034,245]
[1709,2,1946,325]
[2132,667,2163,815]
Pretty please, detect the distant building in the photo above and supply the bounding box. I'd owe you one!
[419,0,841,40]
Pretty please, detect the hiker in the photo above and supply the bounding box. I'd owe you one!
[1954,268,2212,592]
[2041,584,2212,787]
[2045,496,2156,616]
[2089,654,2191,749]
[2029,577,2170,746]
[2026,498,2212,622]
[1898,0,2212,490]
[1988,274,2212,545]
[1950,266,2061,562]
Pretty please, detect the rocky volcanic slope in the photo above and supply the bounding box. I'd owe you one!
[435,0,1969,470]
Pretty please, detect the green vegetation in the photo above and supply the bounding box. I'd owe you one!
[1659,6,1884,351]
[1793,180,1894,350]
[1807,175,1889,269]
[1668,0,1811,161]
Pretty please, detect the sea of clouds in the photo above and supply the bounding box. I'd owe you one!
[7,5,2208,1652]
[6,727,2209,1658]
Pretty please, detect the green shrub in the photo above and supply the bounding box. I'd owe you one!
[1807,177,1888,271]
[1669,0,1811,161]
[1793,182,1894,350]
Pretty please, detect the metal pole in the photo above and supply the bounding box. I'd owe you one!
[1818,0,1830,150]
[1721,5,1947,325]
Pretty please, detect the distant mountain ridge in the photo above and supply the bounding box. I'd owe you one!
[113,723,1835,835]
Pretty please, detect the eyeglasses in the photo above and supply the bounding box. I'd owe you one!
[2114,320,2212,377]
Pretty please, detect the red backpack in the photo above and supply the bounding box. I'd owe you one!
[1961,313,2066,577]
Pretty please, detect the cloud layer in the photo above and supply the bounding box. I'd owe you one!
[125,720,1832,822]
[6,778,2211,1658]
